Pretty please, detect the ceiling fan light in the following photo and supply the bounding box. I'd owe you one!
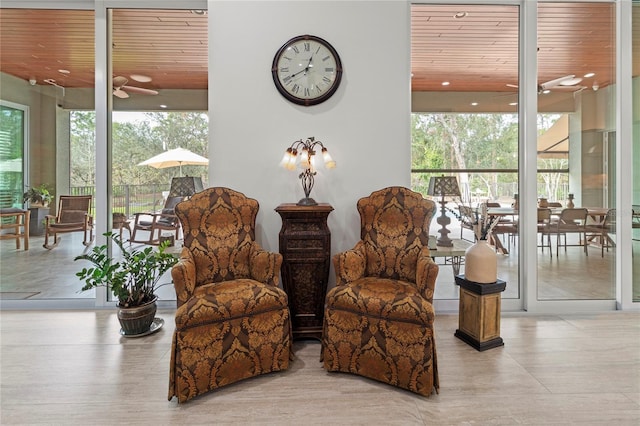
[130,74,152,83]
[559,77,583,86]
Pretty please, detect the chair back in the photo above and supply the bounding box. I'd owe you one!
[537,207,551,223]
[175,187,257,286]
[459,205,475,225]
[557,208,588,230]
[56,195,92,224]
[356,186,436,282]
[603,208,616,231]
[547,201,563,208]
[158,196,184,225]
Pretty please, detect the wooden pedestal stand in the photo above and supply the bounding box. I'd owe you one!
[454,274,506,351]
[275,203,333,341]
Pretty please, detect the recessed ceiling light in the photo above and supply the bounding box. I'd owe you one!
[130,74,152,83]
[509,102,518,106]
[159,104,168,109]
[542,89,551,94]
[58,69,70,74]
[190,10,207,15]
[442,81,450,86]
[454,12,468,19]
[584,72,595,78]
[471,102,478,106]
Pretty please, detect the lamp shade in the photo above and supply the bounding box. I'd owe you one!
[427,176,461,197]
[168,176,204,198]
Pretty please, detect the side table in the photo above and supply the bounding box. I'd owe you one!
[454,274,506,351]
[275,203,333,340]
[428,237,472,278]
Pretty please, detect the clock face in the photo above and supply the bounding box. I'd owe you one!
[272,35,343,106]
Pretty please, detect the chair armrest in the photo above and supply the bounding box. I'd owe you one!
[249,241,283,287]
[171,247,197,308]
[44,214,56,225]
[332,240,366,286]
[416,247,439,304]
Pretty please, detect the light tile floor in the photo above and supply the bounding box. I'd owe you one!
[0,309,638,424]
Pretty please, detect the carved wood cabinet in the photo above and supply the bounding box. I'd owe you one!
[275,203,333,340]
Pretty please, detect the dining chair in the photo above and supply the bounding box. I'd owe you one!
[546,208,589,257]
[587,208,616,257]
[458,204,477,242]
[537,208,552,254]
[632,205,640,242]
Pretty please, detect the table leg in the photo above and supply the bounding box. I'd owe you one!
[450,255,462,276]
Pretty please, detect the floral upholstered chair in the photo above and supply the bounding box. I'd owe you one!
[322,186,440,396]
[168,187,292,403]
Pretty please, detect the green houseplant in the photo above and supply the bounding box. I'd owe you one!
[23,183,54,207]
[74,232,177,335]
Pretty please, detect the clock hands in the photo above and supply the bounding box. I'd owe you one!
[290,56,314,79]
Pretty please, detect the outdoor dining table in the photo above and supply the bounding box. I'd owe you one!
[486,207,518,254]
[486,206,612,254]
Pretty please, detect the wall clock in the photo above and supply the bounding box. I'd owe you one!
[272,34,343,106]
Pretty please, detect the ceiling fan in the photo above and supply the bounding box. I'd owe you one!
[506,75,585,94]
[112,75,159,99]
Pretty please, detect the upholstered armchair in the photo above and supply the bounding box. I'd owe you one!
[168,187,291,403]
[322,186,440,397]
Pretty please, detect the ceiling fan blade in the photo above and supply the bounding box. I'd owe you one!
[506,83,519,89]
[113,88,129,99]
[113,75,128,89]
[122,85,159,96]
[539,75,576,90]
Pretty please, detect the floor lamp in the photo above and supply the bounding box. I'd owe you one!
[427,175,461,247]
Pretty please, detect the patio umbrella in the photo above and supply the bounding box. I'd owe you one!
[138,147,208,176]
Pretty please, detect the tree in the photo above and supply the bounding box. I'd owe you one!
[411,113,518,200]
[70,111,209,187]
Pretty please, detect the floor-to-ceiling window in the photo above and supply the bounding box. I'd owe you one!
[410,4,521,309]
[0,5,208,306]
[0,102,27,210]
[536,1,616,301]
[633,0,640,302]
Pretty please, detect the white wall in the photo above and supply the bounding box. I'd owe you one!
[209,1,411,268]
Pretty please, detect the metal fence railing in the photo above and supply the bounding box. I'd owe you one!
[71,184,170,218]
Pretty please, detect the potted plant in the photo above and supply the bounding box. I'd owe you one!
[74,232,178,336]
[23,183,54,207]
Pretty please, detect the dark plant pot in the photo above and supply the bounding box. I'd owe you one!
[117,297,157,336]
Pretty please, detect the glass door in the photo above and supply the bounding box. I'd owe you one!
[0,102,27,209]
[536,1,616,303]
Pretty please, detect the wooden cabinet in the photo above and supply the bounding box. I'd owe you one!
[275,203,333,340]
[454,275,506,351]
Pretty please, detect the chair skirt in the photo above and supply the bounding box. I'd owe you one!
[322,277,439,397]
[168,279,292,403]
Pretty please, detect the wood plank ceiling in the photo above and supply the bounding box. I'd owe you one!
[0,4,637,96]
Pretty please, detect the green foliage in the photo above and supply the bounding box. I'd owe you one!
[74,232,177,308]
[23,183,54,206]
[70,111,209,187]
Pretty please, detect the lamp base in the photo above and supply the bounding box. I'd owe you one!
[297,197,318,206]
[436,200,453,247]
[436,235,454,247]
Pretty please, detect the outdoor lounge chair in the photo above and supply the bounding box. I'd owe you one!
[43,195,93,249]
